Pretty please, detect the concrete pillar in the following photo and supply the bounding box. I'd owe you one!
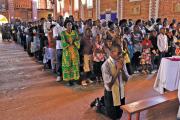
[117,0,123,20]
[80,2,84,20]
[96,0,100,19]
[149,0,152,20]
[98,0,100,19]
[53,0,57,20]
[155,0,159,19]
[69,0,73,15]
[120,0,123,20]
[8,0,15,22]
[32,0,38,21]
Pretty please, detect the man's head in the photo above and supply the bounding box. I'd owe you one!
[58,15,64,26]
[110,43,122,60]
[47,14,52,22]
[160,28,165,34]
[84,28,92,37]
[108,21,114,30]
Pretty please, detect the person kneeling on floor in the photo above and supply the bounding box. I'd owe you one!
[101,43,130,120]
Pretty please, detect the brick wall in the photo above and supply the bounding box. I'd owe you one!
[100,0,117,13]
[159,0,180,21]
[2,0,180,22]
[14,9,32,21]
[14,0,32,9]
[38,9,53,20]
[83,0,179,21]
[123,0,150,20]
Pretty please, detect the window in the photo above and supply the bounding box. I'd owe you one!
[57,0,60,13]
[60,0,64,9]
[87,0,93,9]
[74,0,79,11]
[37,0,40,9]
[47,0,52,9]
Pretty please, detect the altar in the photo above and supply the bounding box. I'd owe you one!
[154,57,180,119]
[154,57,180,94]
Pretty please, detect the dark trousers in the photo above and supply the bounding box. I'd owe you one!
[126,63,133,75]
[56,49,62,76]
[93,61,104,78]
[158,52,166,67]
[104,90,125,120]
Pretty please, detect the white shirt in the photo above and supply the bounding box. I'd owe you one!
[157,33,168,52]
[92,26,100,38]
[52,23,65,50]
[44,21,56,36]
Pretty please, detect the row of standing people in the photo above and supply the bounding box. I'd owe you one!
[6,16,180,87]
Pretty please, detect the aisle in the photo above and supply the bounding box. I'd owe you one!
[0,42,178,120]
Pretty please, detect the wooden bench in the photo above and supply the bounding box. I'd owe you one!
[121,91,178,120]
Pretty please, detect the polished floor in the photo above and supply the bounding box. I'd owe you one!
[0,40,178,120]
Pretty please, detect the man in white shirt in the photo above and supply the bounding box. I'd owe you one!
[157,28,168,66]
[52,17,65,82]
[101,44,130,120]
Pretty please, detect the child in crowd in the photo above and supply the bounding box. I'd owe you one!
[43,41,51,70]
[93,34,105,82]
[104,39,113,59]
[123,41,133,75]
[81,28,94,86]
[140,34,152,74]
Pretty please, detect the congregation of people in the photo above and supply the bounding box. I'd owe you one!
[1,15,180,120]
[1,15,180,86]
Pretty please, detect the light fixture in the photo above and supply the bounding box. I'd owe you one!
[81,0,86,5]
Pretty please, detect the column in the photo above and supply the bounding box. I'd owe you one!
[53,0,57,20]
[8,0,15,22]
[155,0,159,19]
[69,0,73,15]
[96,0,101,19]
[80,2,84,19]
[98,0,100,19]
[117,0,123,20]
[117,0,119,20]
[149,0,152,19]
[32,0,38,21]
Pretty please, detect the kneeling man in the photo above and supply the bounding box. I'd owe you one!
[101,43,130,120]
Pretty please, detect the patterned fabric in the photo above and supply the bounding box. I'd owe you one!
[105,13,111,21]
[175,48,180,56]
[61,30,80,81]
[141,40,152,64]
[93,42,105,62]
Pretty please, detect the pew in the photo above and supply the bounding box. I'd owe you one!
[121,91,178,120]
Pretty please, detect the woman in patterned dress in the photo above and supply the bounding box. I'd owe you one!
[61,20,80,86]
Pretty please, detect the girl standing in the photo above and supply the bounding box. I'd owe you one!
[93,34,105,82]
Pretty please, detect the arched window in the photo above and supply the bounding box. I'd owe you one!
[87,0,93,9]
